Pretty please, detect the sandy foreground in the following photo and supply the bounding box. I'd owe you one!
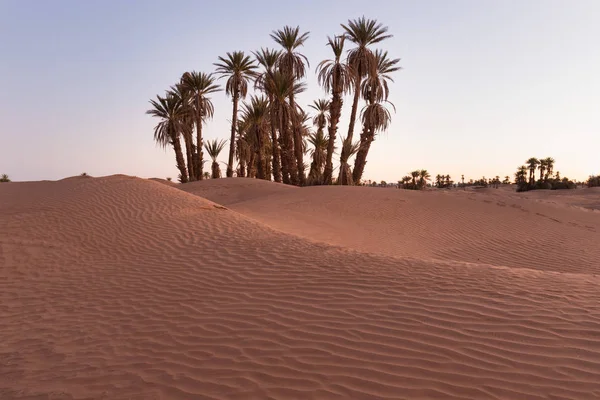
[1,175,599,399]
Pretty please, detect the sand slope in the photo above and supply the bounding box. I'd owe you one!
[181,181,600,275]
[2,176,600,399]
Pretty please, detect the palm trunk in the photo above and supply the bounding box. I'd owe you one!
[323,83,342,185]
[285,110,299,186]
[338,77,361,185]
[238,155,246,177]
[183,132,195,181]
[196,106,204,180]
[278,109,290,184]
[352,125,374,183]
[269,98,282,183]
[255,128,266,180]
[227,90,239,178]
[289,94,305,186]
[171,130,188,183]
[211,161,220,179]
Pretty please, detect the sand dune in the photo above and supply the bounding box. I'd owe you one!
[181,180,600,275]
[2,176,600,399]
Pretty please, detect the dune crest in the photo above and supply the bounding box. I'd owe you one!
[2,175,600,399]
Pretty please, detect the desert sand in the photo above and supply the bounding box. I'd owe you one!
[1,175,600,399]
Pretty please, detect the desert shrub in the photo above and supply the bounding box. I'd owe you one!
[535,181,552,190]
[0,174,10,183]
[166,177,172,182]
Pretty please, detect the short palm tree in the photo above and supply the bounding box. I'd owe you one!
[307,130,328,185]
[435,174,442,187]
[340,17,392,178]
[515,165,528,185]
[317,35,354,185]
[179,71,220,180]
[204,139,228,179]
[271,26,310,185]
[214,51,258,178]
[146,94,189,183]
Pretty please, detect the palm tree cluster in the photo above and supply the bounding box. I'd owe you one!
[514,157,575,191]
[0,174,10,183]
[147,17,400,185]
[400,169,430,190]
[588,175,600,188]
[434,174,453,188]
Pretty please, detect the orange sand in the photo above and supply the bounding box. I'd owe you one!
[1,175,600,399]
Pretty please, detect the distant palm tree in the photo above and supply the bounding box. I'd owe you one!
[543,157,555,181]
[538,158,547,182]
[204,139,228,179]
[307,99,330,184]
[0,174,10,183]
[515,165,528,185]
[271,25,310,185]
[503,176,510,184]
[180,71,220,180]
[146,94,189,183]
[317,35,354,185]
[419,169,431,189]
[410,170,420,188]
[401,175,412,188]
[341,17,392,180]
[526,157,539,184]
[435,174,442,187]
[214,51,258,178]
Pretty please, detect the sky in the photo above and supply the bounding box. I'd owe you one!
[1,0,598,183]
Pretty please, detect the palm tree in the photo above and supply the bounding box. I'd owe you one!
[306,99,330,185]
[435,174,442,187]
[340,17,392,181]
[254,48,283,183]
[317,35,354,185]
[515,165,528,185]
[204,139,227,179]
[214,51,258,178]
[445,175,451,187]
[241,95,271,180]
[419,169,431,189]
[401,175,412,188]
[271,26,310,186]
[503,175,510,184]
[538,158,547,182]
[526,157,539,184]
[180,71,220,180]
[410,170,420,188]
[146,94,189,183]
[266,71,305,185]
[352,50,399,183]
[167,84,196,180]
[543,157,555,181]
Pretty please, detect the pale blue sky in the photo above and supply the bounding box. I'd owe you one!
[1,0,598,183]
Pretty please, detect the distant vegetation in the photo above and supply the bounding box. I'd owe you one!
[588,175,600,188]
[147,17,399,186]
[0,174,10,183]
[514,157,575,192]
[398,170,430,190]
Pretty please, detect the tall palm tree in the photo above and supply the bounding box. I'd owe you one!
[317,35,354,185]
[271,26,310,186]
[146,94,189,183]
[307,99,330,184]
[204,139,227,179]
[241,95,271,180]
[526,157,539,184]
[340,17,392,182]
[167,84,196,180]
[180,71,220,180]
[254,48,283,183]
[214,51,258,178]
